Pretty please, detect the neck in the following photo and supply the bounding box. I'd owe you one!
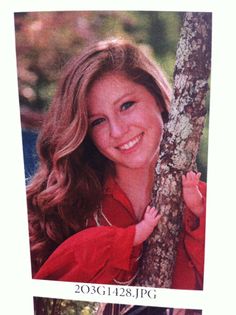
[115,164,156,221]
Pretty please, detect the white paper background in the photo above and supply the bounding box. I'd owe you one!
[0,1,235,314]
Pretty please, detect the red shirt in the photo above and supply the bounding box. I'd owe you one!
[34,177,206,290]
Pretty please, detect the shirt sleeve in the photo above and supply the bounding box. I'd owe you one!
[34,225,135,283]
[183,181,206,285]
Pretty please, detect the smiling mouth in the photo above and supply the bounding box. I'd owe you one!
[116,133,144,151]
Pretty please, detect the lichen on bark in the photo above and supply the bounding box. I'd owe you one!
[135,12,211,288]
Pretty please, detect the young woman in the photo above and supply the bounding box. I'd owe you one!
[28,38,206,290]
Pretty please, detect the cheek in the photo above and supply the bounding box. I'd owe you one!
[149,115,164,143]
[144,105,163,126]
[89,128,108,152]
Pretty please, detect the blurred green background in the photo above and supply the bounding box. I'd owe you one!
[15,11,209,315]
[33,297,98,315]
[15,11,181,111]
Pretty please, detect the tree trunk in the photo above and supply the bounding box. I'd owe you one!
[135,12,211,287]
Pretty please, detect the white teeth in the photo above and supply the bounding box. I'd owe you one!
[118,134,142,150]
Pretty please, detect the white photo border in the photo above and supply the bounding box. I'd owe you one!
[1,1,236,315]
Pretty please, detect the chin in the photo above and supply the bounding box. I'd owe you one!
[123,158,154,170]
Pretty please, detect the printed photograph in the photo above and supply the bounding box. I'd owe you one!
[14,10,211,296]
[33,296,202,315]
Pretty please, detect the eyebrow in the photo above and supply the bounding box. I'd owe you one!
[113,92,135,106]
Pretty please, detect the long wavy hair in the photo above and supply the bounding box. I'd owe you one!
[27,38,172,274]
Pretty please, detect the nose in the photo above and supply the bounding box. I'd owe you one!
[109,116,128,138]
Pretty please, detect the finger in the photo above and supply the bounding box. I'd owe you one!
[197,172,201,180]
[191,171,200,184]
[154,214,162,224]
[146,205,151,213]
[186,171,192,181]
[182,173,192,185]
[150,206,157,212]
[188,171,200,183]
[154,209,161,219]
[149,207,157,216]
[189,171,195,180]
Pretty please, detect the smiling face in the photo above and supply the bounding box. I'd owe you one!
[87,72,164,172]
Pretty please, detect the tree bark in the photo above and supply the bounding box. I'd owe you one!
[135,12,211,287]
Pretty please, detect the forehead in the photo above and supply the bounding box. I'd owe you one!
[86,72,147,106]
[89,72,135,92]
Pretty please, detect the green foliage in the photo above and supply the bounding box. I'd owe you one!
[15,11,181,111]
[34,297,98,315]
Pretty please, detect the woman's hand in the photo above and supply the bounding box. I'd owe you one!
[143,205,161,228]
[133,206,161,246]
[182,171,204,217]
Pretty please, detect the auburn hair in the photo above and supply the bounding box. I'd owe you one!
[27,38,172,274]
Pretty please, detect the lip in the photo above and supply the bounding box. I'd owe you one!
[115,132,144,152]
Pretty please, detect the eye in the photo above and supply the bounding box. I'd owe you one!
[120,101,135,111]
[90,117,106,128]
